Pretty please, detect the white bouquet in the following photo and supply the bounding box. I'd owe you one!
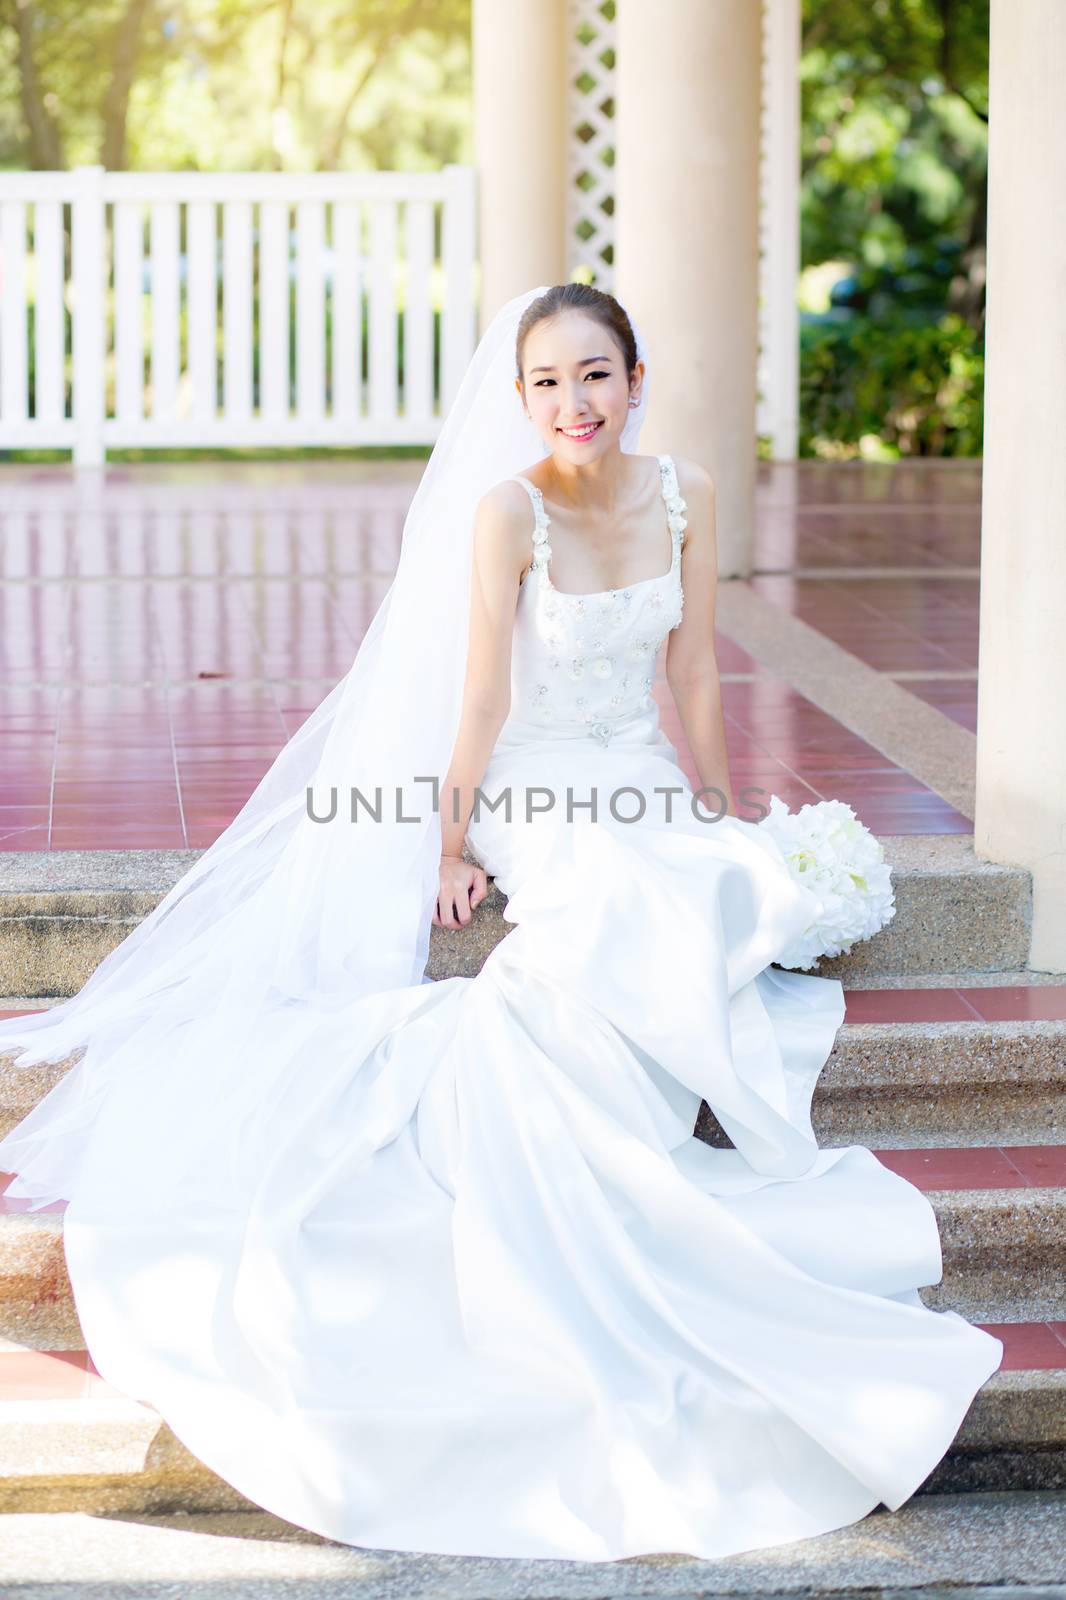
[757,796,896,971]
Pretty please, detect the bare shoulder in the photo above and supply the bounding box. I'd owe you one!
[476,478,536,541]
[477,476,536,525]
[472,478,535,583]
[669,454,715,500]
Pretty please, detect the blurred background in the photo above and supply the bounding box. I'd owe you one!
[0,0,988,462]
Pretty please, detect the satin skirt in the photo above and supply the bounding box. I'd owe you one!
[0,729,1003,1561]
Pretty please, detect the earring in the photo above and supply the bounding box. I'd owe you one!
[628,399,639,409]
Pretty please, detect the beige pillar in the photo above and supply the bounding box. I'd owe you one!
[472,0,568,334]
[614,0,761,576]
[975,1,1066,972]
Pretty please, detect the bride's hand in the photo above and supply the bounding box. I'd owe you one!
[433,854,489,929]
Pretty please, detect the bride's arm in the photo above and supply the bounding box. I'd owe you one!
[439,484,528,863]
[663,460,738,820]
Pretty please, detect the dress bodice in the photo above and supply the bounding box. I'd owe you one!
[494,454,687,751]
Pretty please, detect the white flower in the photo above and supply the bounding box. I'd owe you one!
[532,524,549,545]
[626,640,652,662]
[756,797,896,971]
[591,656,614,679]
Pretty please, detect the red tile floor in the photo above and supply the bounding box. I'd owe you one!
[753,460,980,735]
[0,459,982,849]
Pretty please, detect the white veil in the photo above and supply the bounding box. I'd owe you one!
[0,286,650,1147]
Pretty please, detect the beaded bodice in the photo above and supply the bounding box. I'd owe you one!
[495,454,687,750]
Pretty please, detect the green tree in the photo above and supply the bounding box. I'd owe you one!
[0,0,471,172]
[802,0,988,329]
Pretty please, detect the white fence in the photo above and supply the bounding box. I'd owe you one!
[0,165,477,463]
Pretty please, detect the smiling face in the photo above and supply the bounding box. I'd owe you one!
[516,309,643,460]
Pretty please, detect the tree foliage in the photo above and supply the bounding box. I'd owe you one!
[0,0,471,172]
[802,0,989,329]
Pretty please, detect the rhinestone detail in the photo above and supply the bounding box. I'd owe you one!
[507,459,688,743]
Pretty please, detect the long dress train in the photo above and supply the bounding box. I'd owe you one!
[0,454,1003,1562]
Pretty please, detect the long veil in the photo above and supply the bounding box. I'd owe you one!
[0,283,650,1202]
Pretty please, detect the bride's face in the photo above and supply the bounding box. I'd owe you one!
[517,310,642,461]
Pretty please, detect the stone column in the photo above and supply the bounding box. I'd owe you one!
[472,0,568,334]
[975,0,1066,971]
[614,0,761,576]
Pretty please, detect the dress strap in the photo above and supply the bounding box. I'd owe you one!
[509,476,552,574]
[656,455,688,555]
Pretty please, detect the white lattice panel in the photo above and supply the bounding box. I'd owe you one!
[565,0,617,287]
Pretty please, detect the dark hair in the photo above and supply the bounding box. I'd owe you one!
[515,283,638,385]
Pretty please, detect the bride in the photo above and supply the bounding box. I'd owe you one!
[0,283,1002,1564]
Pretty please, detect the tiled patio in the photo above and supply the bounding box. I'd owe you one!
[0,458,981,849]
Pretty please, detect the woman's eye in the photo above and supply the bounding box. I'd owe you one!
[534,371,609,387]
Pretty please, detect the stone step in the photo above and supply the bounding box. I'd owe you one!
[813,835,1033,980]
[0,1500,1063,1600]
[723,1017,1066,1149]
[0,1328,1061,1520]
[436,837,1034,983]
[0,1155,1062,1349]
[0,1497,1065,1599]
[0,837,1035,997]
[10,1006,1058,1151]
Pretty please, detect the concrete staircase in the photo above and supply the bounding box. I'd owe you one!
[0,839,1064,1590]
[0,834,1036,994]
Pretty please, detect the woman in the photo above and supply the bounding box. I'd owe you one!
[0,284,1002,1563]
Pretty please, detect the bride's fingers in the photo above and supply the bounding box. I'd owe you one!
[435,870,486,929]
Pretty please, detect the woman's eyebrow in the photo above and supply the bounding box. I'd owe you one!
[528,355,614,374]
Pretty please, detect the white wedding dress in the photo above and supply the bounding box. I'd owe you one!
[0,455,1002,1564]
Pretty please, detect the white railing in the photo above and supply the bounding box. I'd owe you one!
[0,165,477,464]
